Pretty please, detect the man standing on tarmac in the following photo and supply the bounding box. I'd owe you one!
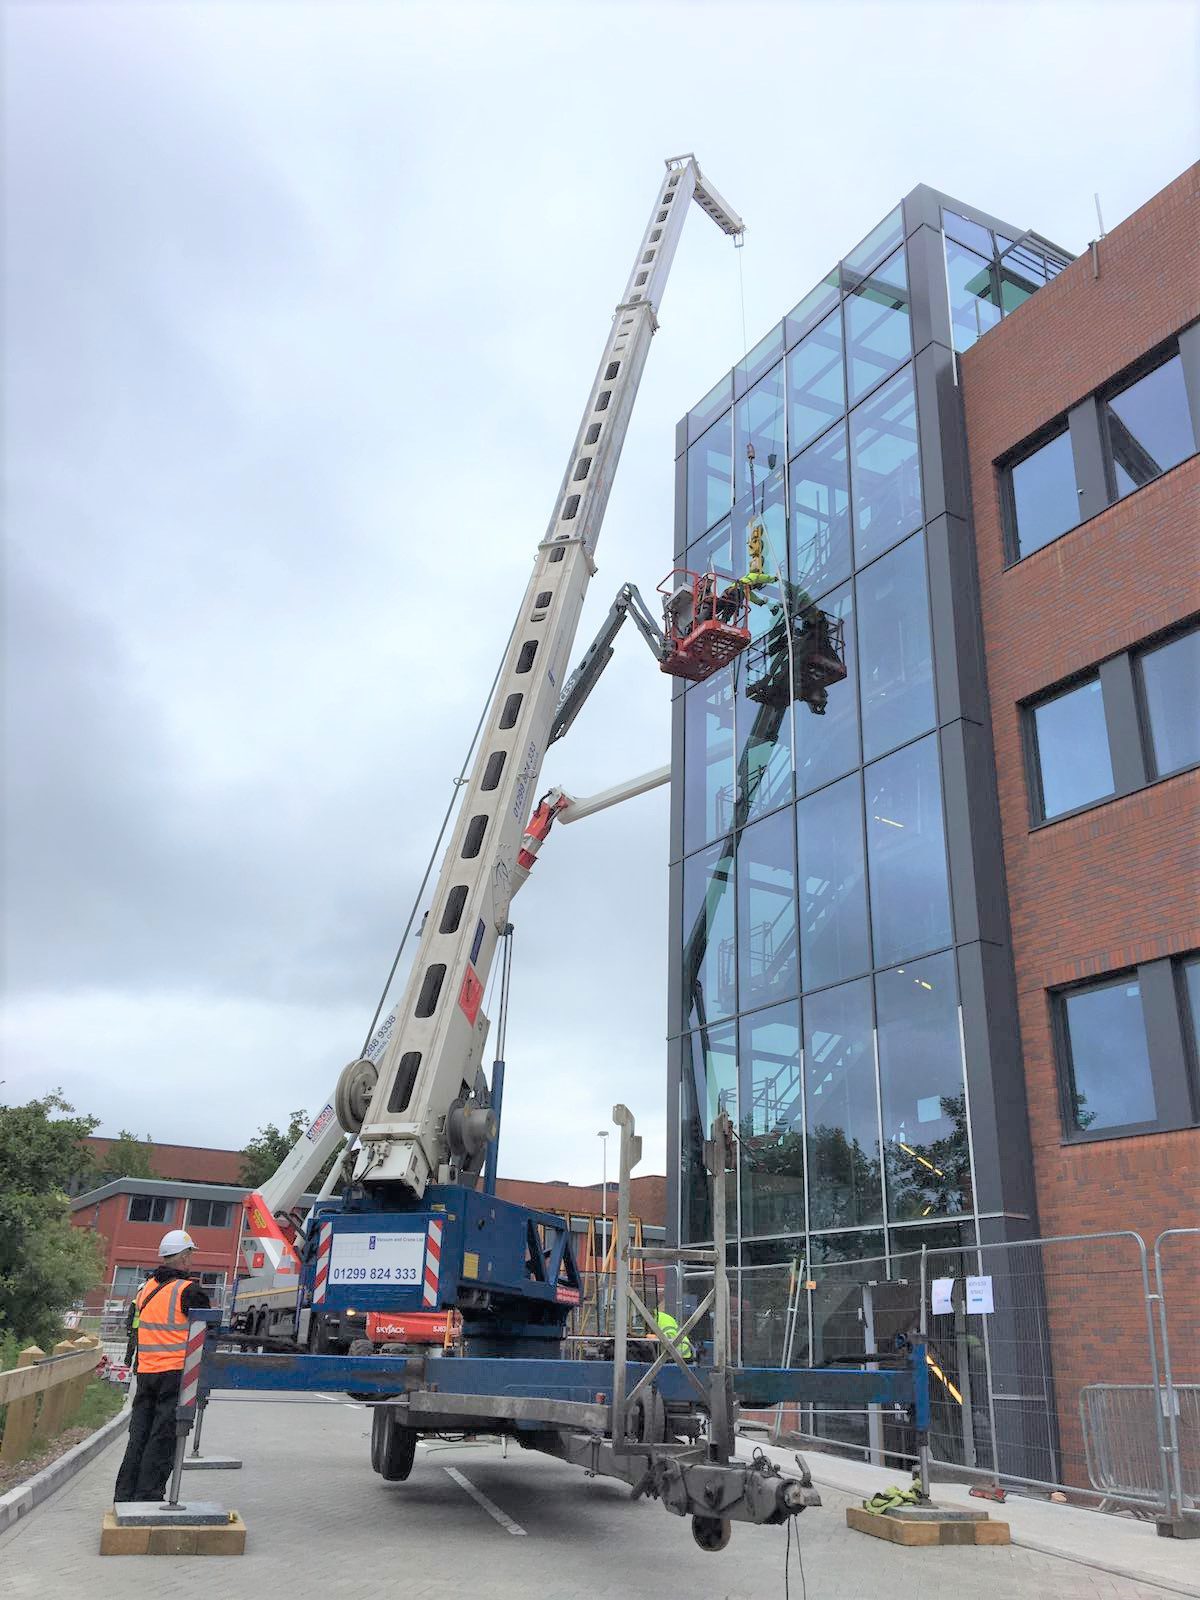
[114,1229,210,1503]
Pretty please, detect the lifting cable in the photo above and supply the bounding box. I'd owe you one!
[358,610,522,1058]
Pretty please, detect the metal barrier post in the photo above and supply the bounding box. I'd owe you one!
[917,1246,931,1497]
[1153,1228,1200,1537]
[166,1314,209,1506]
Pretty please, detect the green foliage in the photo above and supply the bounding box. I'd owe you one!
[0,1091,105,1347]
[0,1090,98,1194]
[93,1130,156,1183]
[239,1108,339,1190]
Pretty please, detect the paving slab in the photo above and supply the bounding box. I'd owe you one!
[0,1391,1187,1600]
[738,1436,1200,1598]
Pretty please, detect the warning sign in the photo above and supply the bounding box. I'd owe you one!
[458,966,484,1025]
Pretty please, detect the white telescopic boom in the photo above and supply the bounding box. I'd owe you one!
[352,157,743,1196]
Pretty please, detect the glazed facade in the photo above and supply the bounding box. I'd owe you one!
[666,186,1072,1365]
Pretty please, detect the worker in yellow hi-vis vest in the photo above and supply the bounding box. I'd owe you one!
[113,1230,210,1504]
[652,1308,694,1360]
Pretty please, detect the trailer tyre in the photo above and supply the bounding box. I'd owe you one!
[372,1406,417,1482]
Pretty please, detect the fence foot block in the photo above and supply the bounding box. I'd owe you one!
[101,1511,246,1555]
[1156,1517,1200,1540]
[846,1506,1010,1546]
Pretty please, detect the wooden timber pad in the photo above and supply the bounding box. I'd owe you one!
[100,1510,246,1555]
[846,1505,1010,1546]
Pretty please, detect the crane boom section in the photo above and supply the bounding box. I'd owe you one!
[353,159,741,1195]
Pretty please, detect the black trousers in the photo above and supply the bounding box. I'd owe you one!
[114,1368,181,1503]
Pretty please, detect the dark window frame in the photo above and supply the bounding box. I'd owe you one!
[186,1197,233,1231]
[1022,670,1113,827]
[999,419,1079,566]
[1098,336,1197,503]
[1052,958,1200,1144]
[1132,615,1200,782]
[127,1194,173,1225]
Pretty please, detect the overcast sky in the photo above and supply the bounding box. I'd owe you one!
[3,0,1197,1188]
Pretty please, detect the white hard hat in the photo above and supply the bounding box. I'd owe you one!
[158,1229,196,1258]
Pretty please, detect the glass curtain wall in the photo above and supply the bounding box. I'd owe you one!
[674,203,979,1350]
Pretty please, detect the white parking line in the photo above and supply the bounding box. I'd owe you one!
[444,1466,528,1536]
[314,1392,366,1408]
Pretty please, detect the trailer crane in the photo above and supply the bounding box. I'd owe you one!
[184,161,932,1559]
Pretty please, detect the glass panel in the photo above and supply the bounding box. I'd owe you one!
[787,310,845,459]
[809,1231,885,1447]
[682,842,737,1030]
[740,1002,804,1238]
[844,206,903,276]
[866,735,952,967]
[1182,957,1200,1061]
[1138,627,1200,777]
[945,239,1001,353]
[876,951,972,1221]
[732,472,788,602]
[857,532,936,761]
[686,515,734,578]
[680,1024,737,1241]
[1064,977,1157,1132]
[791,423,851,599]
[734,363,786,501]
[941,209,994,258]
[845,249,912,404]
[683,666,735,853]
[734,586,795,827]
[1010,431,1079,559]
[741,1258,808,1365]
[736,807,798,1011]
[1032,678,1114,819]
[805,978,883,1229]
[797,774,870,991]
[688,373,733,444]
[1106,353,1196,498]
[850,366,922,566]
[686,412,733,542]
[785,269,840,348]
[735,324,785,398]
[794,582,858,797]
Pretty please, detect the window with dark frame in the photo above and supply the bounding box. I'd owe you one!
[1135,622,1200,779]
[1028,676,1114,822]
[127,1194,173,1224]
[1054,956,1200,1142]
[1005,427,1079,561]
[1102,347,1197,500]
[186,1198,233,1230]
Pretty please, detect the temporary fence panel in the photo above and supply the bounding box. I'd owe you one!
[1154,1228,1200,1521]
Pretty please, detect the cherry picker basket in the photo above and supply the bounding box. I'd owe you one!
[656,568,752,682]
[744,607,847,714]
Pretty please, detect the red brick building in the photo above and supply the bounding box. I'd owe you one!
[958,164,1199,1482]
[70,1138,666,1306]
[961,164,1199,1246]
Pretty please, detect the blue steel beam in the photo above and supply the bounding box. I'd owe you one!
[204,1343,929,1429]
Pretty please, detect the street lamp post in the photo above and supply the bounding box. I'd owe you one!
[598,1130,609,1330]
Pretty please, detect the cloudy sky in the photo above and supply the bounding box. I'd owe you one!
[3,0,1197,1187]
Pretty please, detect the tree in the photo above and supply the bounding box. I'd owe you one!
[0,1091,105,1347]
[93,1130,156,1183]
[239,1109,339,1190]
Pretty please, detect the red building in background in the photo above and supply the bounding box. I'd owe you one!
[70,1138,665,1311]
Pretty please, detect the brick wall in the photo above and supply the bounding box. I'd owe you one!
[959,163,1200,1484]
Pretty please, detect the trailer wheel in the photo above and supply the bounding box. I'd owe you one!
[691,1514,731,1553]
[629,1391,667,1444]
[372,1406,417,1482]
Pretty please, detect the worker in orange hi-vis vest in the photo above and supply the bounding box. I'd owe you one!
[113,1230,210,1504]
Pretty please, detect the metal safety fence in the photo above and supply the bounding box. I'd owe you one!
[667,1228,1198,1522]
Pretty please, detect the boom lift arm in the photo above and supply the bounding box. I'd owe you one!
[338,157,743,1197]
